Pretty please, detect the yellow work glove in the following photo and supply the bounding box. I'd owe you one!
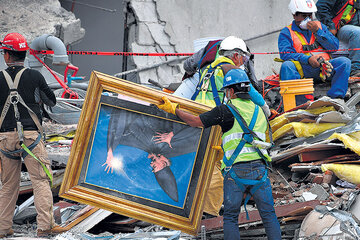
[157,96,179,115]
[212,145,224,160]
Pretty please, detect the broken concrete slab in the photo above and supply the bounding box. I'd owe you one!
[0,0,84,44]
[137,23,155,46]
[70,209,112,233]
[130,0,158,23]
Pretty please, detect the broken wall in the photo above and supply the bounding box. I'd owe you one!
[0,0,85,70]
[126,0,292,85]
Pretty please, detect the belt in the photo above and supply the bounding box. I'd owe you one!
[0,128,17,132]
[0,127,38,133]
[233,159,264,166]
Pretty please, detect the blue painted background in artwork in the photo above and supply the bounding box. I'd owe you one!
[84,105,197,208]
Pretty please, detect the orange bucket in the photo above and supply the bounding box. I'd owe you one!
[280,79,314,111]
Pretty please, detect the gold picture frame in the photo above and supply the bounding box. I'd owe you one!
[59,71,222,235]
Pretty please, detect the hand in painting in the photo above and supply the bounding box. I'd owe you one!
[153,132,174,148]
[102,148,115,173]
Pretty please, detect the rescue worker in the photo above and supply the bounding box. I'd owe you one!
[0,33,62,237]
[177,36,271,217]
[179,37,261,95]
[316,0,360,77]
[192,36,253,107]
[157,69,282,240]
[279,0,351,100]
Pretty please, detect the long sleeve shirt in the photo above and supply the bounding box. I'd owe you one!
[316,0,360,30]
[0,66,56,131]
[278,20,339,65]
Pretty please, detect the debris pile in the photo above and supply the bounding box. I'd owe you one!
[200,95,360,239]
[2,95,360,240]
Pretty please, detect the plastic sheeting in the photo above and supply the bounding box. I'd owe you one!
[273,122,345,141]
[321,164,360,185]
[202,164,224,216]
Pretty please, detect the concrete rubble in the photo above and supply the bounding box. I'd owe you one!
[3,90,360,240]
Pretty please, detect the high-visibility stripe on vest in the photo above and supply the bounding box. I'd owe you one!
[195,56,235,107]
[221,98,271,170]
[333,0,358,30]
[287,22,331,61]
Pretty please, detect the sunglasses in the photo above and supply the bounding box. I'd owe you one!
[297,12,313,18]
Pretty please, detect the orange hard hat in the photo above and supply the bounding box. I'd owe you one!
[0,33,29,51]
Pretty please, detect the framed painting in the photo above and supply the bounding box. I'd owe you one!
[59,71,222,235]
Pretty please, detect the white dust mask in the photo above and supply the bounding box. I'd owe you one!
[299,17,311,30]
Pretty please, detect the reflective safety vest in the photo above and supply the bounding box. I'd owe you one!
[221,98,271,170]
[333,0,358,30]
[193,56,235,107]
[287,21,331,61]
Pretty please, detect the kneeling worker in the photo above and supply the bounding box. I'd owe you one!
[157,69,281,240]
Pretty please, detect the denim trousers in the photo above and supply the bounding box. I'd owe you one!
[223,160,281,240]
[337,24,360,72]
[279,56,351,98]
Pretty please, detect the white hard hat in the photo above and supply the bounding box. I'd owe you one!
[288,0,317,15]
[219,36,249,55]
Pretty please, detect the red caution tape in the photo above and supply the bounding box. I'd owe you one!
[29,48,360,57]
[30,49,194,56]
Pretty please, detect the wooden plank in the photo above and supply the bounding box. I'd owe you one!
[298,148,352,162]
[201,200,322,231]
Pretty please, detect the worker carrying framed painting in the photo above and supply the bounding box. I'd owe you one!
[59,71,221,235]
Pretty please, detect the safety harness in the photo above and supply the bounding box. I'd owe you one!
[0,68,52,185]
[333,0,360,30]
[191,62,228,106]
[222,102,273,220]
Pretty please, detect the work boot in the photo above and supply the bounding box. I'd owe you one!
[0,228,14,238]
[37,225,67,237]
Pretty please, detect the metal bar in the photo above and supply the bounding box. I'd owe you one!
[114,56,188,78]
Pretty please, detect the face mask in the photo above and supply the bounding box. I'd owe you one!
[299,17,311,30]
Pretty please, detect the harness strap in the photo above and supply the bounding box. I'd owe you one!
[191,62,228,105]
[0,69,26,128]
[21,142,53,186]
[0,69,52,184]
[209,67,221,106]
[228,103,274,148]
[238,170,268,220]
[0,133,41,160]
[0,69,43,137]
[222,104,259,169]
[197,41,221,73]
[222,103,270,220]
[224,165,268,220]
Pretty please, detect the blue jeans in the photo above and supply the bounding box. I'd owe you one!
[223,161,281,240]
[280,57,351,98]
[337,24,360,72]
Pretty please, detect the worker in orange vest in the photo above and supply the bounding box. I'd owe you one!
[278,0,351,101]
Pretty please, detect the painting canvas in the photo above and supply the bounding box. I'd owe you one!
[60,71,221,235]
